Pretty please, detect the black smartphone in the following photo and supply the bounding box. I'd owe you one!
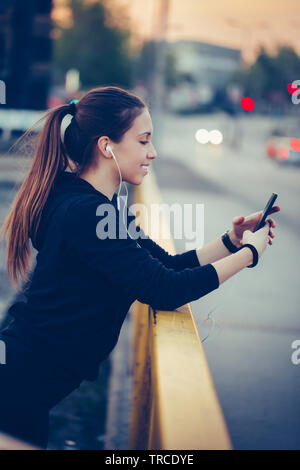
[254,193,278,232]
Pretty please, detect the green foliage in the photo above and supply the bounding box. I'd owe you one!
[53,0,133,89]
[235,46,300,101]
[134,40,179,88]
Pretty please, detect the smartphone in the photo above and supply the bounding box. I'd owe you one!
[254,193,278,232]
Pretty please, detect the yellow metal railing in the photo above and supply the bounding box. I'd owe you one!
[0,432,40,450]
[129,168,233,450]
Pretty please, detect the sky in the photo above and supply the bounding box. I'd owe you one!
[116,0,300,62]
[53,0,300,63]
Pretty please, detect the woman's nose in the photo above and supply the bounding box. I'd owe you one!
[148,143,158,160]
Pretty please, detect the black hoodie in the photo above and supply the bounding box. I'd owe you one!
[1,172,219,382]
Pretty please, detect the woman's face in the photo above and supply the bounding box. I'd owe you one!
[110,107,158,185]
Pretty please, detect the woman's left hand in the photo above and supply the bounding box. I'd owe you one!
[230,205,280,247]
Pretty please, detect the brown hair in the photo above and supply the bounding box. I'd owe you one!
[0,86,146,291]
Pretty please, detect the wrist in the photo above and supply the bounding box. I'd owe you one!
[240,243,259,268]
[228,229,242,249]
[236,245,254,267]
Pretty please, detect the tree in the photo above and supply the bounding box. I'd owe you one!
[133,39,179,89]
[232,46,300,103]
[53,0,133,89]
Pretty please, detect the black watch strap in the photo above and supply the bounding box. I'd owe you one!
[221,230,239,253]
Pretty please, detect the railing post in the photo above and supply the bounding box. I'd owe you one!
[129,301,152,449]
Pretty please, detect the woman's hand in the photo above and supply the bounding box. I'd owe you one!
[229,205,280,247]
[242,223,271,260]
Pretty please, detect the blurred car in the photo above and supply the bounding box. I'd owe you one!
[265,131,300,166]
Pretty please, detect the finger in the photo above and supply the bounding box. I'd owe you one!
[249,206,280,223]
[243,211,263,222]
[233,216,244,224]
[263,222,269,231]
[268,226,272,236]
[269,206,280,215]
[267,226,274,236]
[266,218,276,228]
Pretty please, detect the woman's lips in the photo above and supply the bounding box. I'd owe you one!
[141,165,149,174]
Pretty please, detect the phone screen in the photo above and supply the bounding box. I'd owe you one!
[254,193,278,232]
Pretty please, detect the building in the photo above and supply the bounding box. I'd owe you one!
[0,0,53,110]
[168,40,241,88]
[167,40,242,112]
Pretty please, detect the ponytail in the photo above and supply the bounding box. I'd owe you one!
[0,104,71,291]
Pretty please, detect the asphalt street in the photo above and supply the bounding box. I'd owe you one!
[152,112,300,450]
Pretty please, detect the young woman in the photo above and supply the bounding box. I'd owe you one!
[0,86,279,449]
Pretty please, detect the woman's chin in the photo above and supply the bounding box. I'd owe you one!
[130,176,144,185]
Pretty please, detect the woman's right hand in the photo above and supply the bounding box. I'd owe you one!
[241,222,272,261]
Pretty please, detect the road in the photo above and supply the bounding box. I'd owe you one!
[153,111,300,450]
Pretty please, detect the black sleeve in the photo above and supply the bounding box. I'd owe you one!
[124,200,201,270]
[63,196,220,311]
[129,223,200,270]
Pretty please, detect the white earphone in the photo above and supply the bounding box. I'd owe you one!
[105,143,132,241]
[105,144,124,210]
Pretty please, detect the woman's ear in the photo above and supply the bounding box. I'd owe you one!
[96,136,111,158]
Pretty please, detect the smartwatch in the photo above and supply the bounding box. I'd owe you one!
[221,230,239,253]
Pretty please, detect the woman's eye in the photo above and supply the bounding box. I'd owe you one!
[140,141,148,145]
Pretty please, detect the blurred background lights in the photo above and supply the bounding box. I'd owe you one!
[195,128,210,144]
[266,142,277,159]
[241,96,255,111]
[195,128,223,145]
[278,146,289,160]
[290,138,300,152]
[209,129,223,145]
[287,83,299,95]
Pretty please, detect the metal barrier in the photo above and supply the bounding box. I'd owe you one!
[0,108,45,141]
[129,169,233,450]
